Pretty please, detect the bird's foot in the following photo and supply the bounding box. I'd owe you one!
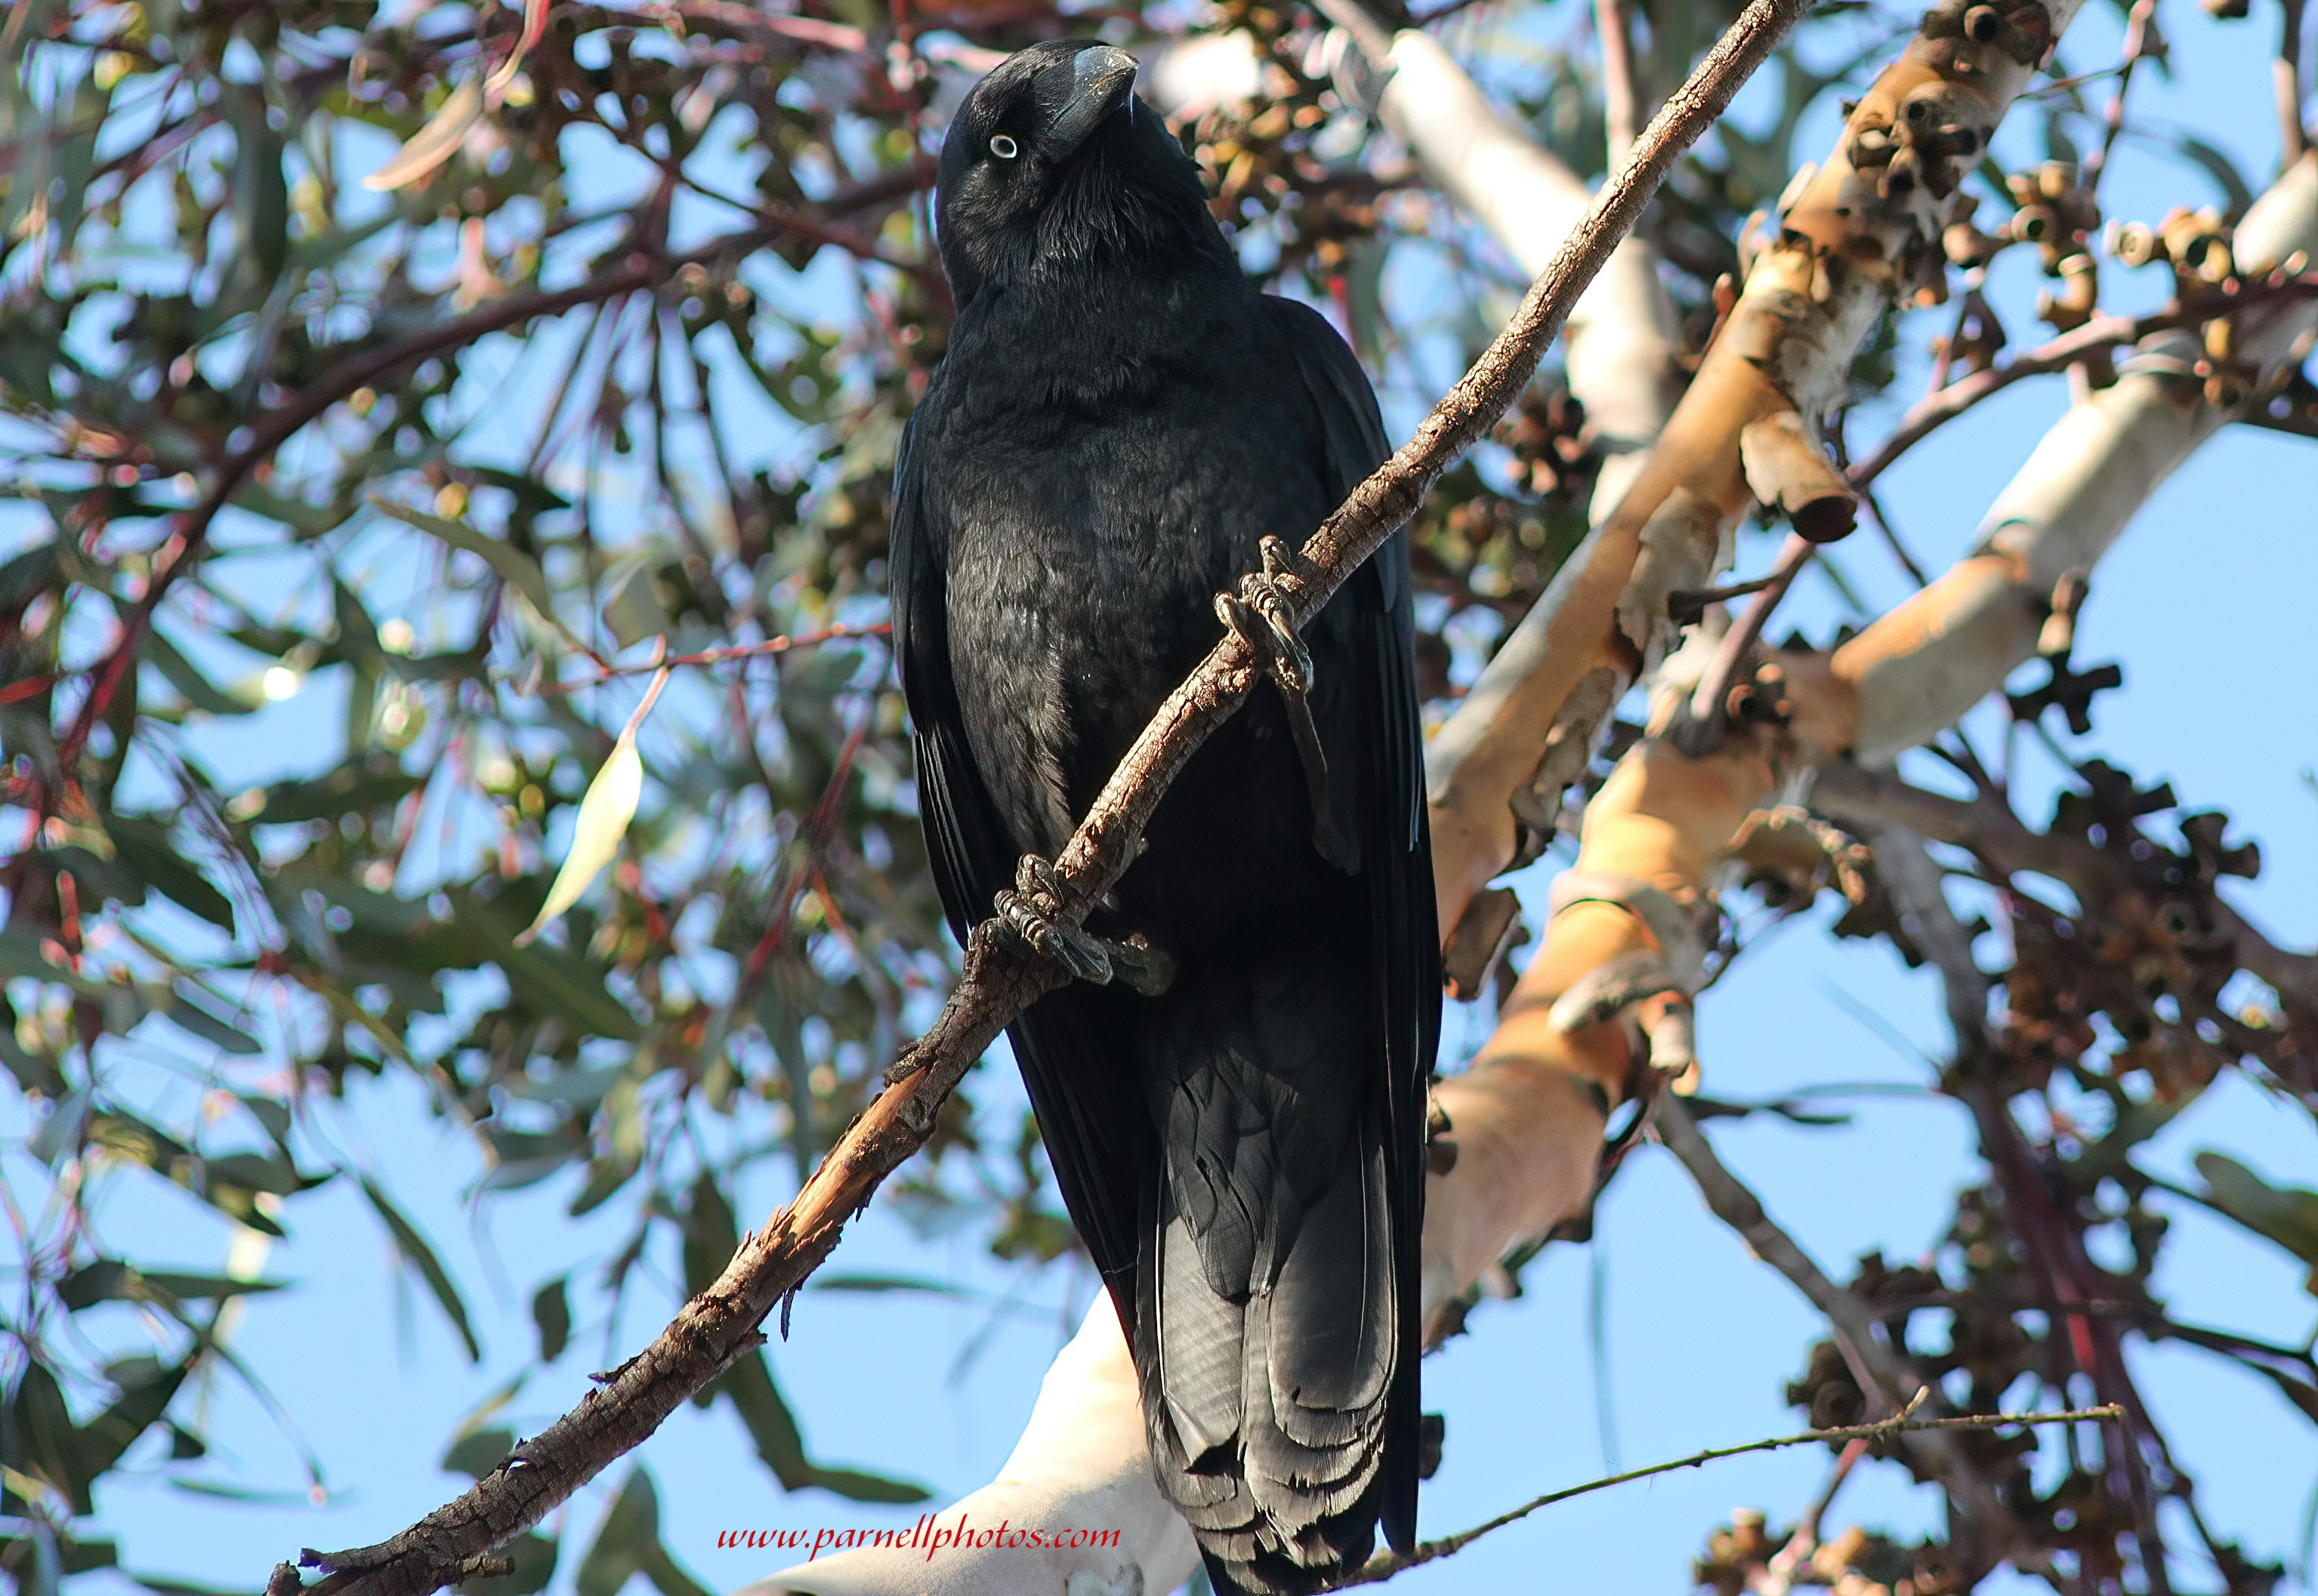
[1107,932,1177,998]
[993,856,1175,994]
[1215,538,1357,875]
[995,854,1111,982]
[1215,536,1316,696]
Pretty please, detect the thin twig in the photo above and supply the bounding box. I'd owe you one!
[2282,0,2309,168]
[1847,272,2318,488]
[1652,1095,2031,1572]
[267,2,1814,1590]
[1337,1402,2124,1585]
[1596,0,1642,165]
[532,624,891,693]
[1677,532,1814,755]
[2083,0,2157,195]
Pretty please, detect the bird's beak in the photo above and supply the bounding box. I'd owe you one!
[1046,45,1139,156]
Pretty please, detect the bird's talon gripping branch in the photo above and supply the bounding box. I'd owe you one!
[995,854,1114,983]
[1215,537,1358,872]
[992,855,1178,992]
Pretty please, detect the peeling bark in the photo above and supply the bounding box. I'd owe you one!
[1427,0,2093,934]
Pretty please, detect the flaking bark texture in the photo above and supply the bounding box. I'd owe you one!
[1426,0,2092,931]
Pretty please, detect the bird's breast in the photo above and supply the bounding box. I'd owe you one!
[933,369,1333,866]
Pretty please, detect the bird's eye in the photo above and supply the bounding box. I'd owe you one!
[988,134,1019,160]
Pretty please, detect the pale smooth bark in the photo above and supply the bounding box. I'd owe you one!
[1835,152,2318,759]
[747,1298,1195,1596]
[1372,29,1682,519]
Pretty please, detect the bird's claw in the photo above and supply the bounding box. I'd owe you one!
[1214,538,1357,875]
[995,855,1112,983]
[994,855,1177,993]
[1107,932,1177,997]
[1215,536,1315,696]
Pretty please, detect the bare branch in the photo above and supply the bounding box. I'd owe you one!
[1846,272,2318,489]
[1595,0,1643,165]
[1653,1097,2040,1573]
[1339,1394,2123,1586]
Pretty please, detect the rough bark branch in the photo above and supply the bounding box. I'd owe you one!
[273,4,1812,1591]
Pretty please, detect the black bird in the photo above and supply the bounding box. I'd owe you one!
[888,40,1439,1594]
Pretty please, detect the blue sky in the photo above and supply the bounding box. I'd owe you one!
[17,2,2318,1593]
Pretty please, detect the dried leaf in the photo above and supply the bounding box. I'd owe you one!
[517,733,643,946]
[363,77,484,193]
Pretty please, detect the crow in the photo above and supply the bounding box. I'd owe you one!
[887,40,1439,1594]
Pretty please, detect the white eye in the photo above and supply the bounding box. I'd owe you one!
[989,134,1019,159]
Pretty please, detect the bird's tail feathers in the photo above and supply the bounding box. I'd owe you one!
[1137,1138,1404,1595]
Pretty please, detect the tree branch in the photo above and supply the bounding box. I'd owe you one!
[1424,0,2094,934]
[54,209,887,779]
[1338,1400,2122,1586]
[1845,272,2318,491]
[768,51,2318,1596]
[1653,1097,2037,1573]
[269,3,1813,1591]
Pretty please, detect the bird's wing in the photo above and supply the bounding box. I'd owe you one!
[1263,295,1442,1554]
[890,398,1153,1295]
[890,407,1018,947]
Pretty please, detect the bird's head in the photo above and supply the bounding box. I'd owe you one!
[934,40,1224,304]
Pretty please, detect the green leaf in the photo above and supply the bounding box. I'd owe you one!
[532,1277,571,1363]
[601,564,671,651]
[709,1348,928,1504]
[441,1426,516,1480]
[0,1533,116,1581]
[78,1357,188,1482]
[59,1261,285,1310]
[359,1178,483,1361]
[227,82,289,292]
[808,1272,971,1298]
[681,1172,739,1301]
[239,754,425,825]
[640,1546,714,1596]
[2193,1153,2318,1291]
[2170,134,2256,222]
[576,1469,659,1596]
[370,496,557,619]
[107,817,236,930]
[451,891,642,1042]
[85,1112,323,1236]
[9,1361,90,1512]
[143,631,258,717]
[160,986,261,1056]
